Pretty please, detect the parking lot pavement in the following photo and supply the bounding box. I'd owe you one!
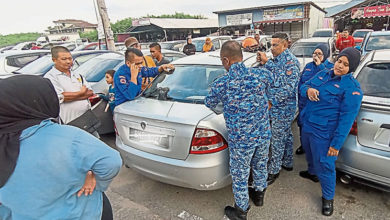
[102,122,390,220]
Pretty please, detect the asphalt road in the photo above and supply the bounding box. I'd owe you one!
[102,122,390,220]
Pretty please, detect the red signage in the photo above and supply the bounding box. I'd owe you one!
[352,4,390,19]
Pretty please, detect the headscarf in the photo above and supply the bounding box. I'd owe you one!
[186,37,192,44]
[337,47,361,73]
[203,37,213,52]
[0,75,59,188]
[314,43,330,63]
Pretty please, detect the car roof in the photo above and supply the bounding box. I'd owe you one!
[370,31,390,36]
[141,49,185,56]
[371,49,390,61]
[354,29,373,32]
[0,50,50,56]
[314,28,333,31]
[91,52,124,60]
[295,37,331,43]
[172,51,254,66]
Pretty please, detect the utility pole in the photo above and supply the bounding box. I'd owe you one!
[96,0,116,51]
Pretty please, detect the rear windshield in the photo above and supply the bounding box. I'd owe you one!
[75,57,122,82]
[14,56,53,75]
[291,42,320,57]
[365,35,390,52]
[143,65,225,103]
[312,31,332,37]
[357,63,390,98]
[353,31,369,38]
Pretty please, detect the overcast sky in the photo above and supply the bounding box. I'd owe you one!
[0,0,348,35]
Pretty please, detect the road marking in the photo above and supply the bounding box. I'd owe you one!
[178,210,203,220]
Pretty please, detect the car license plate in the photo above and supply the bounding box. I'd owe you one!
[129,129,169,147]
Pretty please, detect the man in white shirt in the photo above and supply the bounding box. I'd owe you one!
[45,46,94,124]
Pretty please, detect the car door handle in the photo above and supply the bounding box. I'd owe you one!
[380,124,390,129]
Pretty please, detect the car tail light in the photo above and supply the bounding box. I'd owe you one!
[88,95,101,107]
[190,128,228,154]
[349,121,358,136]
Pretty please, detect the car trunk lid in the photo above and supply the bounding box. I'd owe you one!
[114,97,213,160]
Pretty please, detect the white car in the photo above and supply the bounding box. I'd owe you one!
[0,50,50,77]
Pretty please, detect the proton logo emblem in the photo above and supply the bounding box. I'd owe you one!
[140,121,147,130]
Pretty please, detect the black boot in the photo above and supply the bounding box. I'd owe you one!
[281,165,293,171]
[322,197,334,216]
[295,146,305,155]
[224,204,249,220]
[249,188,266,206]
[267,173,279,185]
[299,170,319,182]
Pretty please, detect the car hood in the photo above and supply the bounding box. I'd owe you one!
[115,97,214,126]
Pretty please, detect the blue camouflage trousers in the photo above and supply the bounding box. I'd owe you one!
[229,138,270,211]
[268,118,294,174]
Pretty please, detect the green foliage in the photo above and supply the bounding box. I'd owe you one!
[111,17,132,33]
[146,12,205,19]
[79,30,98,42]
[0,33,41,48]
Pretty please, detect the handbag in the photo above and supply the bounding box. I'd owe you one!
[67,109,101,134]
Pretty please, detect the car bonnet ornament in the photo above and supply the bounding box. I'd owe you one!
[140,121,147,130]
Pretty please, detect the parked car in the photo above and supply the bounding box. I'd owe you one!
[113,51,258,190]
[0,45,15,53]
[352,29,373,47]
[74,42,107,51]
[360,31,390,56]
[40,42,65,50]
[12,50,111,76]
[336,49,390,192]
[142,49,186,63]
[10,41,36,50]
[186,36,232,53]
[160,40,186,52]
[0,50,50,76]
[312,28,334,38]
[290,37,335,71]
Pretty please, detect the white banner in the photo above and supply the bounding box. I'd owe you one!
[226,13,252,26]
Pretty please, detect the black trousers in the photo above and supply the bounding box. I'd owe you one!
[102,192,113,220]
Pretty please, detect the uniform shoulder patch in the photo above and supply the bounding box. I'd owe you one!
[352,91,361,95]
[286,70,292,75]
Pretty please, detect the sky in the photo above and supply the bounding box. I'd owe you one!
[0,0,349,35]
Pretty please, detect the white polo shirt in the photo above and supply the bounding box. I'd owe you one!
[45,67,91,124]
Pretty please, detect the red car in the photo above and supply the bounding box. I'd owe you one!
[352,29,373,47]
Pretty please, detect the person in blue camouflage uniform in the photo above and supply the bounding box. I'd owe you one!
[257,32,300,184]
[299,48,363,216]
[205,41,274,220]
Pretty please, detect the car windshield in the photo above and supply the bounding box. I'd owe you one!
[14,56,53,75]
[75,57,122,82]
[353,31,369,38]
[357,63,390,98]
[192,40,206,52]
[142,65,226,103]
[365,35,390,52]
[291,42,320,57]
[160,43,175,50]
[312,31,332,37]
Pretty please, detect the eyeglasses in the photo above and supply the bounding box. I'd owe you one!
[313,52,324,56]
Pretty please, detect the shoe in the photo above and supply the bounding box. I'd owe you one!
[299,171,319,182]
[322,197,334,216]
[249,188,266,206]
[295,146,305,155]
[267,173,279,185]
[224,204,249,220]
[281,165,293,171]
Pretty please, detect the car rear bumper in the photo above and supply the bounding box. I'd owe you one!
[116,136,231,190]
[336,135,390,188]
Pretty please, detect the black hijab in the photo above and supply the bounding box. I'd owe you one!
[338,47,361,73]
[314,43,330,63]
[0,75,59,188]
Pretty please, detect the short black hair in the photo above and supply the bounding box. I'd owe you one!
[221,40,243,60]
[343,28,349,32]
[105,70,115,77]
[125,48,143,61]
[149,42,161,51]
[51,46,70,58]
[272,32,289,41]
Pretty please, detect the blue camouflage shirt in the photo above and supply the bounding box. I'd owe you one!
[204,62,274,147]
[263,49,300,118]
[114,64,160,106]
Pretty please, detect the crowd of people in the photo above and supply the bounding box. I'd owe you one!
[0,31,363,220]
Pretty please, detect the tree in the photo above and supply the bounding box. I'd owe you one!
[79,30,98,42]
[0,33,41,48]
[146,12,205,19]
[111,17,132,33]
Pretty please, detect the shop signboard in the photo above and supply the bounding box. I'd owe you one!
[132,18,151,27]
[263,5,304,21]
[352,4,390,19]
[226,13,252,26]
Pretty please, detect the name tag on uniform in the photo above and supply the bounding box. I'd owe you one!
[334,84,340,88]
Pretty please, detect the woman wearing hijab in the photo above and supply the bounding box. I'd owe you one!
[183,37,196,55]
[0,75,122,220]
[202,37,215,52]
[296,44,334,155]
[299,48,363,216]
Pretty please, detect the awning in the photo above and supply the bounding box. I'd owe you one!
[254,18,307,24]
